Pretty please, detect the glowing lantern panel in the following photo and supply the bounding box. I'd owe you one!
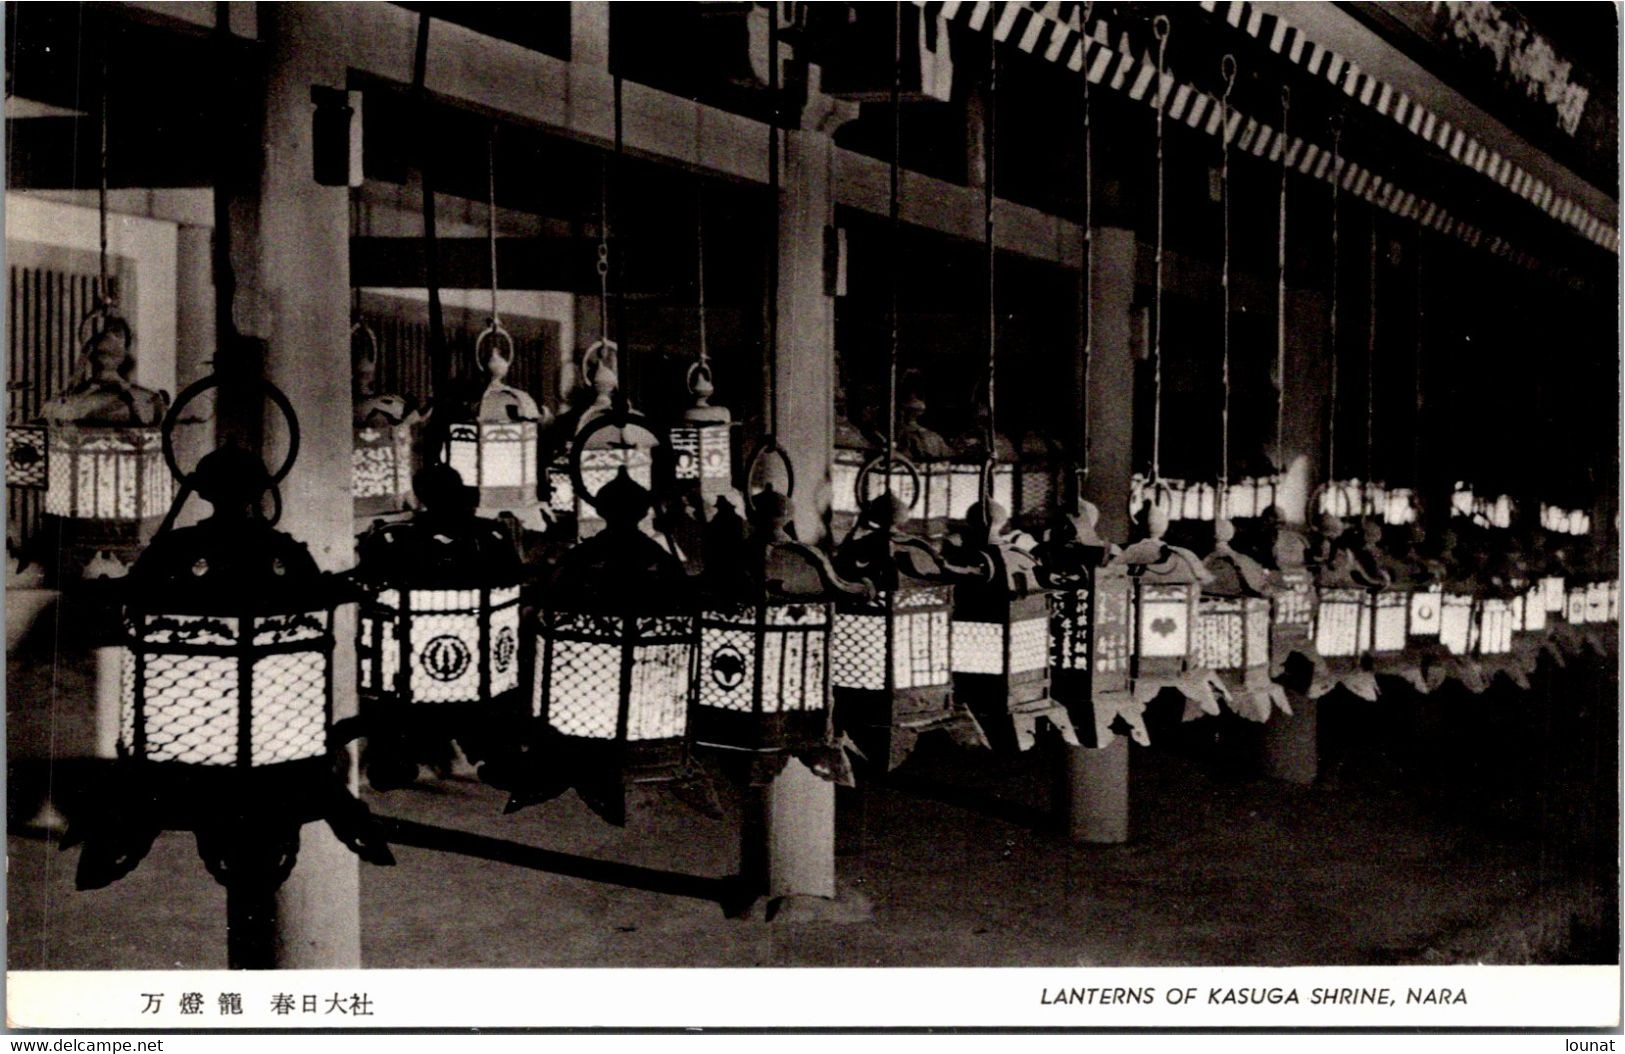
[1439,593,1474,655]
[1315,587,1368,658]
[1408,585,1443,638]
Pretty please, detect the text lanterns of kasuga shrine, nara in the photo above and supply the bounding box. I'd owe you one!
[520,406,704,826]
[692,442,868,776]
[352,462,525,790]
[946,466,1080,753]
[830,456,989,772]
[445,321,548,531]
[66,374,392,897]
[36,311,173,582]
[351,320,423,526]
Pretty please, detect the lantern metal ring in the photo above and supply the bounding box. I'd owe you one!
[686,360,715,398]
[351,319,379,361]
[75,298,122,347]
[744,436,796,511]
[854,452,923,516]
[162,373,301,490]
[475,319,515,370]
[568,406,663,514]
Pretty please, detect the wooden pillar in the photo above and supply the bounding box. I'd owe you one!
[1262,286,1328,782]
[763,126,838,902]
[223,4,361,969]
[1061,225,1136,843]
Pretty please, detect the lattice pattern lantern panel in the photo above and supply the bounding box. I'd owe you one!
[359,586,522,706]
[536,612,694,744]
[46,424,171,522]
[1314,587,1370,658]
[1368,590,1410,654]
[1476,597,1514,655]
[6,423,47,489]
[695,602,830,750]
[353,424,415,517]
[1541,575,1566,614]
[121,610,332,768]
[1271,569,1315,635]
[1439,593,1474,655]
[833,586,952,689]
[446,420,540,507]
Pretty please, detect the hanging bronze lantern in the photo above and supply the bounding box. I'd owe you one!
[1304,510,1386,700]
[946,465,1078,753]
[69,374,391,894]
[38,313,173,580]
[1256,508,1322,683]
[1012,431,1062,531]
[548,342,655,540]
[524,408,700,823]
[351,321,422,524]
[830,456,986,771]
[352,462,525,789]
[668,361,736,510]
[1035,500,1140,746]
[443,321,547,529]
[693,443,867,769]
[1121,500,1221,716]
[1197,519,1288,722]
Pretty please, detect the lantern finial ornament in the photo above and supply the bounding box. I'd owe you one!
[68,374,393,906]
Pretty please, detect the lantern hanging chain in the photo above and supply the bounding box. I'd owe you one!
[695,182,708,368]
[765,0,780,440]
[486,127,500,329]
[1149,15,1169,487]
[1218,55,1236,517]
[1077,0,1094,493]
[884,0,903,500]
[984,37,997,462]
[1275,85,1290,481]
[97,51,111,313]
[1326,113,1343,488]
[597,154,611,350]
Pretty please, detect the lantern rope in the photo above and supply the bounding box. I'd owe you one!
[612,74,627,376]
[1413,226,1425,491]
[1075,0,1094,499]
[695,185,708,370]
[597,154,611,350]
[1326,114,1343,489]
[1149,14,1170,487]
[411,12,448,403]
[983,35,998,471]
[1218,55,1236,518]
[884,0,903,500]
[1365,219,1378,513]
[765,0,780,439]
[1274,86,1290,482]
[97,55,111,314]
[486,127,501,330]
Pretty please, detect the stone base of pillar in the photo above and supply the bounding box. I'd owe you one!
[1261,691,1317,785]
[1058,736,1130,844]
[741,886,875,925]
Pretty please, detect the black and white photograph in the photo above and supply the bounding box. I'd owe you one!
[3,0,1620,1035]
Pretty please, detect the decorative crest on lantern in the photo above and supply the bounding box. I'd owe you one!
[352,462,526,790]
